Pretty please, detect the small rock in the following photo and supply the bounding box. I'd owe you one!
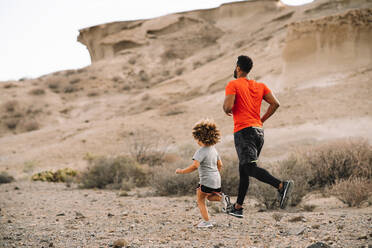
[49,242,54,247]
[108,213,114,217]
[75,211,85,219]
[289,227,306,235]
[14,186,20,190]
[56,213,65,216]
[306,242,330,248]
[272,213,283,222]
[113,239,128,248]
[288,216,306,222]
[357,235,368,240]
[311,224,320,229]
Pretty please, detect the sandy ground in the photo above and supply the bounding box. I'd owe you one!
[1,181,371,248]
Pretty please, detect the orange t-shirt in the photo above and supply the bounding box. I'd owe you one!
[225,78,271,133]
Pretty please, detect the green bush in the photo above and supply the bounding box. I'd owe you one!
[0,172,15,184]
[79,156,148,189]
[32,168,78,182]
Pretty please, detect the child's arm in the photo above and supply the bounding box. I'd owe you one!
[217,159,223,172]
[175,160,200,174]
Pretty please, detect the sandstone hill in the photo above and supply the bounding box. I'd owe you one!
[1,0,372,176]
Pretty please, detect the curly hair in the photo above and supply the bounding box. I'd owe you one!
[192,119,221,146]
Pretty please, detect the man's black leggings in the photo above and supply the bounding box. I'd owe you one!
[237,162,281,205]
[234,127,281,206]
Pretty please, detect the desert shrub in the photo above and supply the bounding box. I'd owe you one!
[329,177,372,207]
[128,57,136,65]
[175,67,184,76]
[306,139,372,188]
[127,130,171,166]
[3,83,16,89]
[250,139,372,208]
[274,153,312,206]
[0,172,15,184]
[32,168,78,182]
[4,100,18,112]
[64,70,76,76]
[220,156,239,196]
[48,82,59,90]
[29,88,45,95]
[63,86,78,93]
[5,118,19,129]
[24,120,40,132]
[139,70,149,82]
[112,76,121,82]
[87,91,99,97]
[69,78,81,84]
[151,160,199,196]
[79,156,148,189]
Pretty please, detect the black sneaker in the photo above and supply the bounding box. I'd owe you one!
[278,180,294,209]
[228,204,243,218]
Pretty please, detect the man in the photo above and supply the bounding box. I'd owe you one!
[223,55,293,218]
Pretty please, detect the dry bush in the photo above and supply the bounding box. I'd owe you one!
[64,70,76,76]
[79,156,148,189]
[48,82,59,90]
[251,138,372,208]
[220,156,240,196]
[87,91,99,97]
[274,153,312,206]
[4,100,18,112]
[151,160,199,196]
[306,139,372,188]
[3,83,16,89]
[29,88,45,95]
[0,172,15,184]
[175,67,184,76]
[63,86,78,93]
[329,177,372,207]
[5,118,19,129]
[127,130,172,167]
[23,120,40,132]
[69,78,81,84]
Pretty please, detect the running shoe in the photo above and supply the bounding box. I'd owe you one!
[221,193,232,213]
[228,204,243,218]
[197,220,213,228]
[278,180,294,209]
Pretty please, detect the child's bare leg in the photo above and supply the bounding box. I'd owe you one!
[197,188,209,221]
[207,194,222,202]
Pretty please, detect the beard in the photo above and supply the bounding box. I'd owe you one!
[233,69,237,79]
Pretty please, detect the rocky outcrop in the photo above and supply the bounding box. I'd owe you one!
[78,14,223,63]
[77,0,278,63]
[282,8,372,88]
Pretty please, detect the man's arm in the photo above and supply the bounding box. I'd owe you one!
[223,94,235,116]
[261,92,280,124]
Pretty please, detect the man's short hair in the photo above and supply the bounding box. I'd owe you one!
[237,55,253,73]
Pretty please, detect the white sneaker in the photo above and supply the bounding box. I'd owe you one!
[221,193,231,213]
[197,220,213,228]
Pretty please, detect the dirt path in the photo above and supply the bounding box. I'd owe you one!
[1,181,371,248]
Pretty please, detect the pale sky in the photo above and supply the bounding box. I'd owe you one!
[0,0,313,81]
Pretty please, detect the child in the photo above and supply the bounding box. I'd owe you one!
[176,119,231,228]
